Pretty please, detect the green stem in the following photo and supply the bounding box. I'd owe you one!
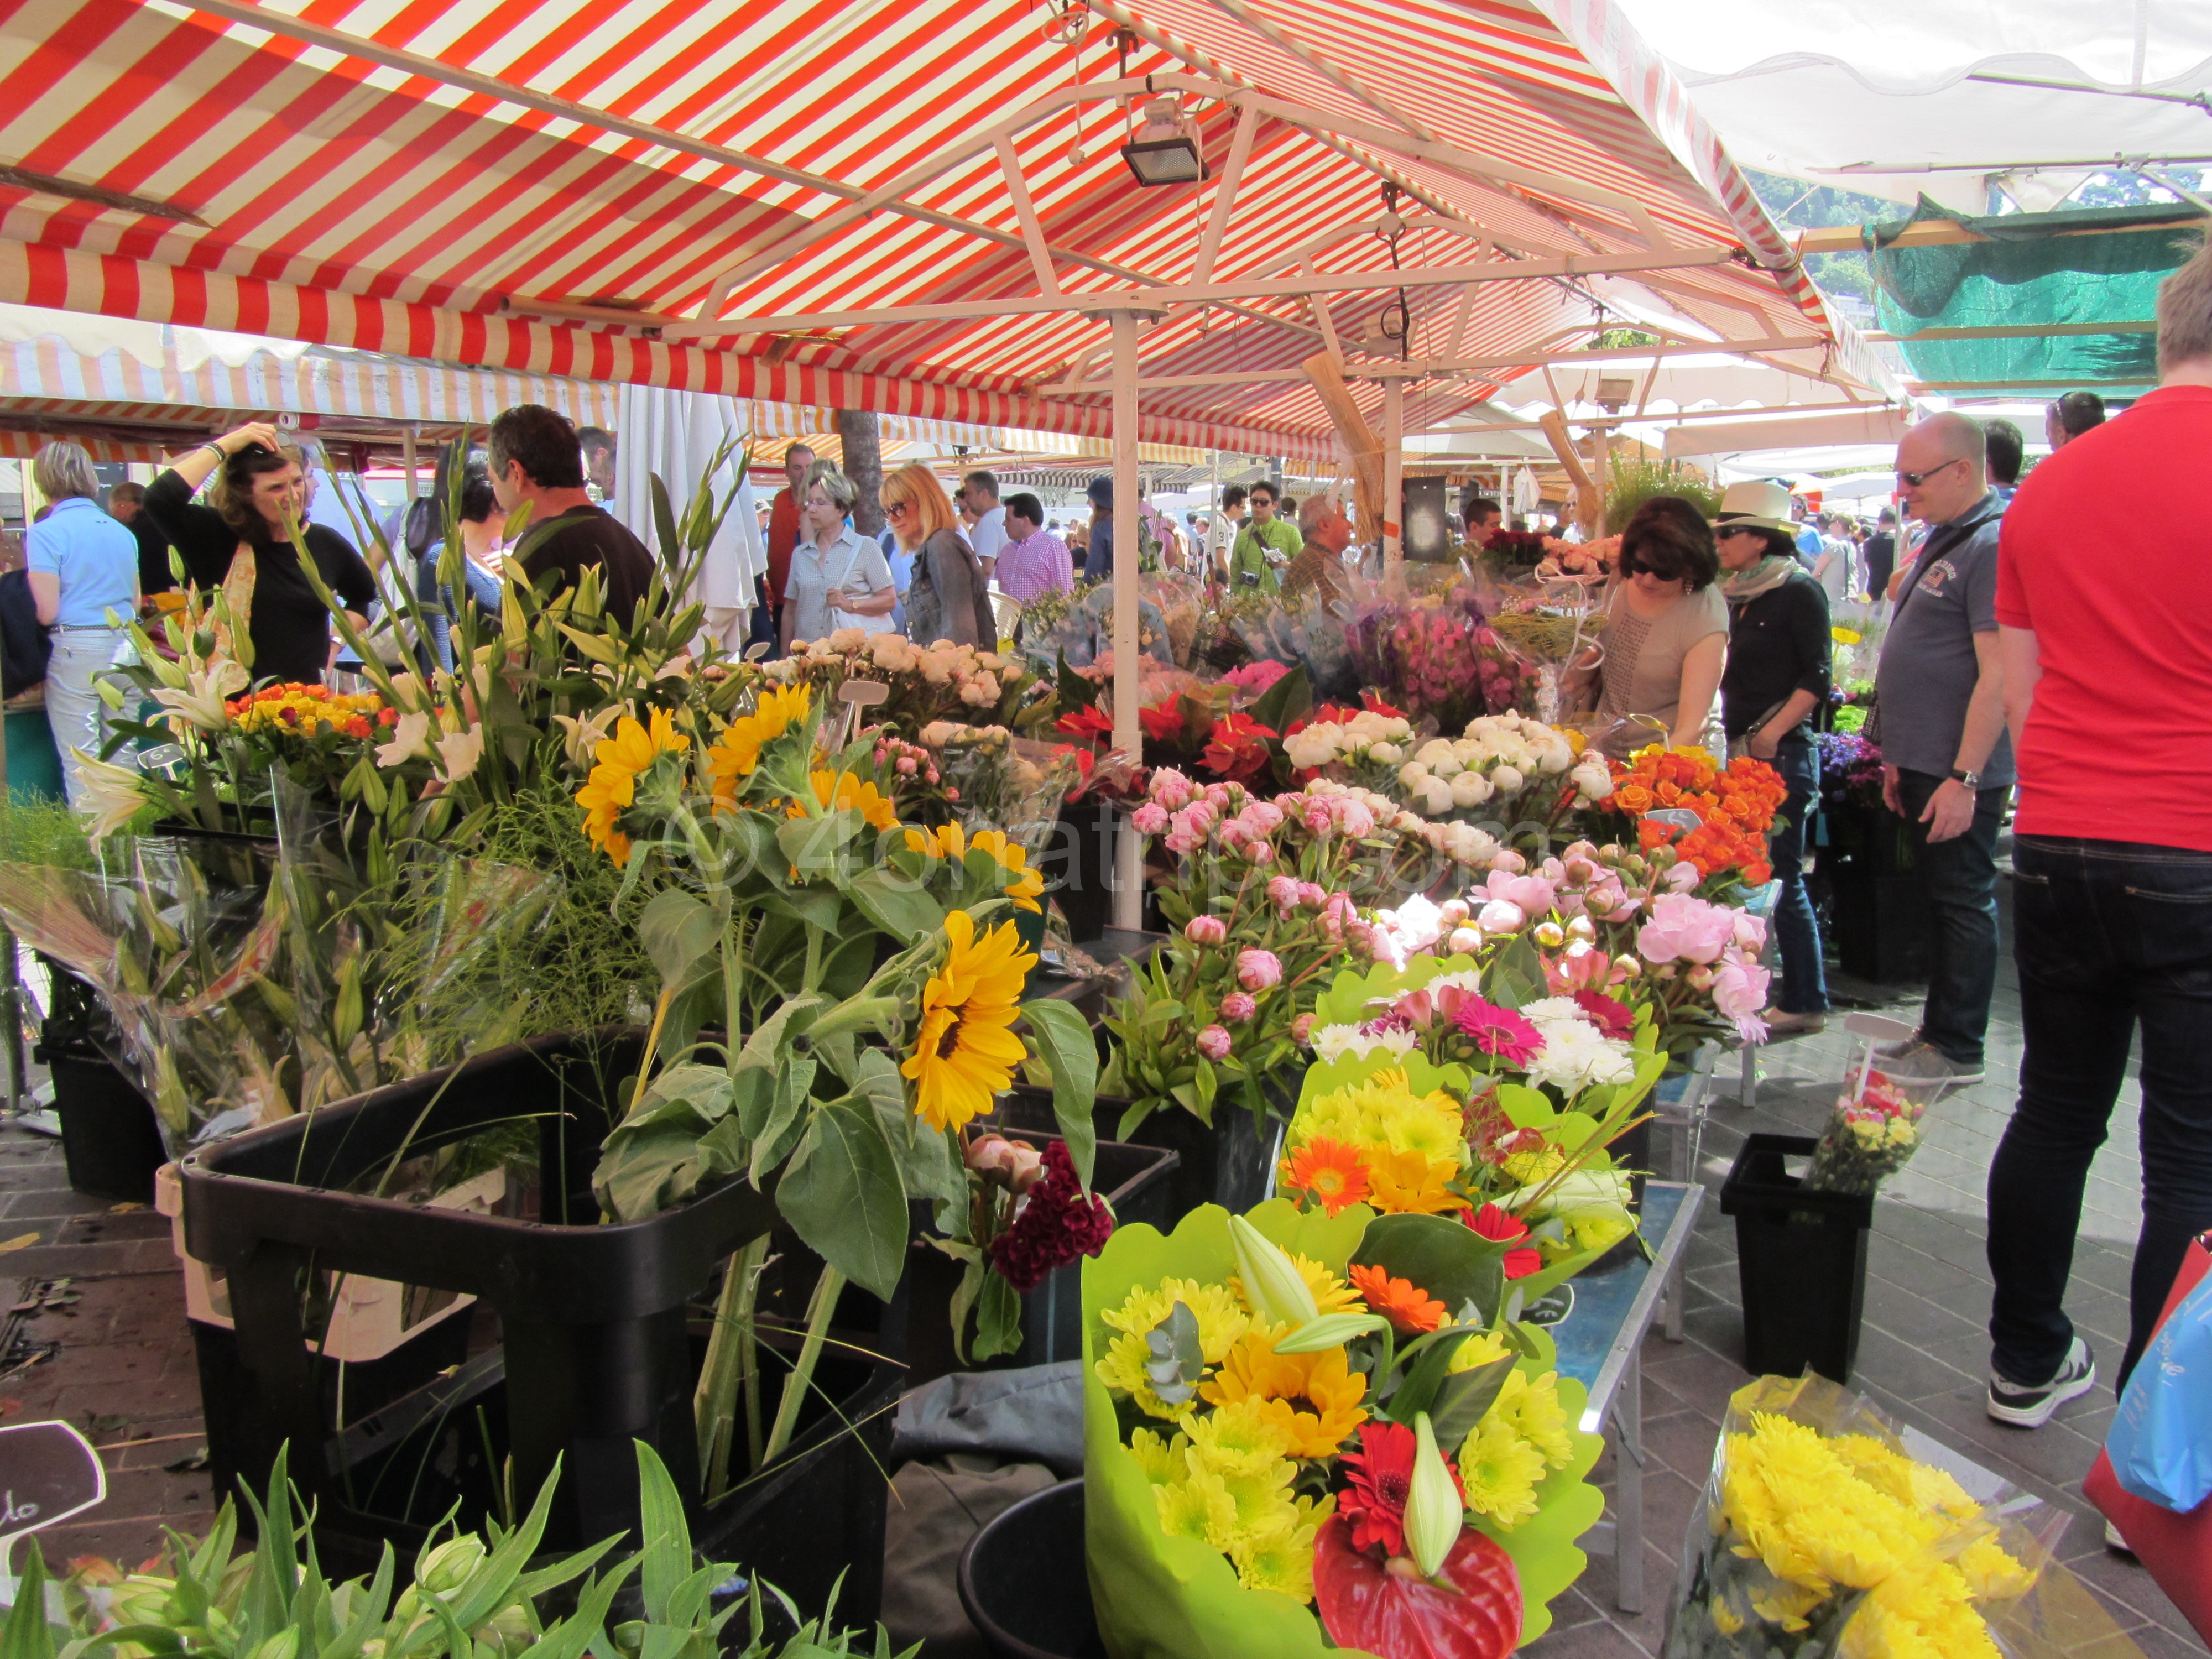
[763,1261,846,1468]
[695,1233,770,1501]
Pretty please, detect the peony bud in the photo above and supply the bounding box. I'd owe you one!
[1447,926,1484,954]
[1403,1413,1465,1578]
[1686,964,1715,990]
[1228,1214,1319,1328]
[1244,838,1275,865]
[1196,1024,1233,1061]
[1005,1142,1046,1194]
[1236,948,1284,990]
[1185,915,1227,946]
[1291,1012,1317,1043]
[1130,802,1170,836]
[1532,921,1566,949]
[1477,899,1526,935]
[1219,991,1258,1021]
[1566,915,1597,943]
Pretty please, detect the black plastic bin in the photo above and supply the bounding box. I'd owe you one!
[902,1132,1180,1386]
[958,1478,1103,1659]
[997,1082,1288,1222]
[1719,1133,1874,1385]
[45,1048,168,1204]
[178,1030,807,1559]
[1043,800,1125,943]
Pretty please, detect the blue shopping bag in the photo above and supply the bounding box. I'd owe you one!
[2109,1249,2212,1512]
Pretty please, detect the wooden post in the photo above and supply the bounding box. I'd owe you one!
[837,410,884,539]
[403,423,419,505]
[1382,377,1404,578]
[1110,310,1142,932]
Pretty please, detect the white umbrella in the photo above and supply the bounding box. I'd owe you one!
[613,385,762,651]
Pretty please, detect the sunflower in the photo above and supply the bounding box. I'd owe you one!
[707,683,811,807]
[1198,1332,1368,1459]
[901,909,1035,1131]
[969,828,1046,912]
[1346,1264,1447,1334]
[1279,1137,1371,1217]
[1365,1146,1468,1216]
[793,769,899,831]
[905,822,967,860]
[573,707,690,865]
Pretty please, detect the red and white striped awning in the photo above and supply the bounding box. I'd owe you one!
[0,0,1876,451]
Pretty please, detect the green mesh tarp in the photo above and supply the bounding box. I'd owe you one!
[1865,201,2205,388]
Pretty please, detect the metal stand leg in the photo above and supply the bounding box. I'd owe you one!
[1613,1355,1646,1613]
[1,929,23,1114]
[1738,1040,1756,1109]
[1665,1228,1687,1344]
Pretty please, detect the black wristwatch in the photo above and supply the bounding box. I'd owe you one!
[1949,766,1981,789]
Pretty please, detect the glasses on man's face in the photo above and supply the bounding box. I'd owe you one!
[1896,457,1965,488]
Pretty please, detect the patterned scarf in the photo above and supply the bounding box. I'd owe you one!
[1719,554,1798,606]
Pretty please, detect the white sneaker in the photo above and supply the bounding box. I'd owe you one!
[1987,1337,2096,1427]
[2105,1520,2135,1557]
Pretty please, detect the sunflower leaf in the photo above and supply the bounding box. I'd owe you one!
[973,1272,1023,1362]
[1019,997,1099,1190]
[848,867,945,941]
[777,1093,909,1301]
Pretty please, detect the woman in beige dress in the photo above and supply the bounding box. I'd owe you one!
[1590,495,1729,759]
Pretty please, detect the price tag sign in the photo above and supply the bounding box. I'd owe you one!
[0,1422,104,1604]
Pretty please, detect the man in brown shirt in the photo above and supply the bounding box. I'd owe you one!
[489,404,654,620]
[1281,492,1353,603]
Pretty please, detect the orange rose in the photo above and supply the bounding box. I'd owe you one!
[1615,784,1655,815]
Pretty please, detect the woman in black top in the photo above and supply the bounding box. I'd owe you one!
[143,421,377,686]
[1715,489,1833,1035]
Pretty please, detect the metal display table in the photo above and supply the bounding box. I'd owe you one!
[1545,1180,1705,1614]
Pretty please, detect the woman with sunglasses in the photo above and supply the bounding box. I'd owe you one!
[1588,495,1729,760]
[882,463,993,648]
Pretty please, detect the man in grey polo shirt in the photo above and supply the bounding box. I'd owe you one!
[1873,411,2012,1084]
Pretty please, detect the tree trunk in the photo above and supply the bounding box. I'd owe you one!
[838,409,884,539]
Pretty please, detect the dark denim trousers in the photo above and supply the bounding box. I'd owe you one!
[1987,836,2212,1389]
[1766,737,1828,1014]
[1896,768,2007,1064]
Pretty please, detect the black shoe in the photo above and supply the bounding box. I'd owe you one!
[1987,1337,2096,1427]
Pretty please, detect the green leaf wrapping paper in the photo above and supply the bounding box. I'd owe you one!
[1083,1199,1606,1658]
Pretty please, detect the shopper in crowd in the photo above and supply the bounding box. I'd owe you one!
[2043,389,2106,452]
[1205,483,1248,577]
[1984,417,2025,503]
[1713,480,1833,1035]
[26,442,137,805]
[782,463,895,649]
[1792,504,1823,566]
[1983,239,2212,1430]
[958,471,1006,582]
[1588,495,1728,761]
[405,457,507,670]
[758,442,813,648]
[145,421,377,686]
[1812,514,1856,608]
[995,493,1073,604]
[1871,410,2011,1086]
[1229,479,1298,591]
[1282,491,1353,602]
[1463,493,1504,548]
[578,426,617,505]
[487,404,653,619]
[1079,477,1115,581]
[1862,507,1897,612]
[885,462,992,647]
[106,480,174,597]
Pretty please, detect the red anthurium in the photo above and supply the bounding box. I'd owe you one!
[1201,713,1276,783]
[1467,1203,1544,1280]
[1360,691,1408,719]
[1138,699,1187,743]
[1053,705,1114,742]
[1313,1514,1522,1659]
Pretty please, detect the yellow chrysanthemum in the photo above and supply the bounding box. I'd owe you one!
[1719,1414,1947,1592]
[1228,1494,1332,1600]
[1365,1146,1468,1215]
[1130,1427,1187,1486]
[1183,1397,1293,1478]
[1954,1534,2033,1601]
[1491,1368,1574,1469]
[1290,1069,1467,1167]
[573,707,689,865]
[709,684,810,803]
[901,909,1033,1132]
[1459,1412,1547,1528]
[1154,1468,1236,1548]
[1841,1558,2005,1659]
[1449,1329,1515,1373]
[793,769,899,831]
[1096,1279,1254,1419]
[1198,1332,1367,1458]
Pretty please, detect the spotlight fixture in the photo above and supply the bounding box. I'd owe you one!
[1121,98,1207,187]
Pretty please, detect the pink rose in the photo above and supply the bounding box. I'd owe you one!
[1131,802,1170,836]
[1236,948,1283,990]
[1637,892,1735,965]
[1267,875,1301,914]
[1220,991,1258,1021]
[1196,1024,1233,1061]
[1185,915,1227,946]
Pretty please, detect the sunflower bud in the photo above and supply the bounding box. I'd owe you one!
[1228,1215,1318,1328]
[1404,1412,1464,1578]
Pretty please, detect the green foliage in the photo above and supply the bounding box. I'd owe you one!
[1604,454,1722,531]
[0,797,99,870]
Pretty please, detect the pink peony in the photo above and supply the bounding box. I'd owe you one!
[1302,800,1334,836]
[1318,892,1358,941]
[1150,768,1196,810]
[1298,881,1328,911]
[1490,849,1527,875]
[1243,839,1275,864]
[1637,892,1736,966]
[1185,915,1227,946]
[1130,802,1170,836]
[1485,869,1558,918]
[1587,877,1640,923]
[1333,799,1377,838]
[1710,953,1772,1042]
[1478,898,1527,934]
[1196,1024,1233,1061]
[1267,875,1302,914]
[1663,860,1702,893]
[1732,911,1768,953]
[1236,948,1283,990]
[1243,801,1285,833]
[1291,1012,1317,1043]
[1219,991,1258,1021]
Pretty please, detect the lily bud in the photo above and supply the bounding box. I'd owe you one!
[1272,1311,1387,1353]
[1404,1413,1464,1578]
[1228,1214,1319,1328]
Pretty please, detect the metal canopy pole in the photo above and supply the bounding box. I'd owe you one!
[1383,378,1404,578]
[1110,310,1144,932]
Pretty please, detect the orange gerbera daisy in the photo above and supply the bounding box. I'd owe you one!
[1347,1264,1448,1335]
[1364,1146,1468,1217]
[1199,1332,1368,1459]
[1280,1138,1373,1217]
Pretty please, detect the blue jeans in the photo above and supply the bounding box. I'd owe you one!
[1896,768,2007,1065]
[1766,737,1828,1014]
[1988,836,2212,1389]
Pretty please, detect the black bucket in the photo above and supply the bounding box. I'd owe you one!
[998,1080,1290,1224]
[47,1049,167,1204]
[958,1478,1103,1659]
[1719,1133,1874,1385]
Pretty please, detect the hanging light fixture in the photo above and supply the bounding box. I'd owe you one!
[1121,96,1207,187]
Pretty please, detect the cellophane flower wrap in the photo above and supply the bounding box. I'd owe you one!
[1083,1197,1606,1659]
[1665,1374,2142,1659]
[1802,1060,1943,1196]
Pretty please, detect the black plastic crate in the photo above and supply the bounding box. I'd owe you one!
[1719,1133,1874,1385]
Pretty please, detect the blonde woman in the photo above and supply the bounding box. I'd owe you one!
[882,463,993,647]
[144,420,377,684]
[25,441,138,806]
[781,463,895,650]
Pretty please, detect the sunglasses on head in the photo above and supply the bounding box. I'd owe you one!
[1896,457,1966,488]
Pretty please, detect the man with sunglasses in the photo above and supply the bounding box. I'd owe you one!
[1870,413,2012,1089]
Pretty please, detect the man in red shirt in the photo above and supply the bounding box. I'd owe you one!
[758,442,815,646]
[1983,242,2212,1437]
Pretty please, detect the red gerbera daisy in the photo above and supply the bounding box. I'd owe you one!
[1571,990,1636,1040]
[1467,1203,1545,1280]
[1340,1419,1464,1558]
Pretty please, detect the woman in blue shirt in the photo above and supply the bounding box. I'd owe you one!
[25,442,138,808]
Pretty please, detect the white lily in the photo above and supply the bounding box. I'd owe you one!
[375,711,432,769]
[434,725,485,783]
[1403,1413,1465,1575]
[551,704,624,773]
[69,750,153,842]
[149,660,247,733]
